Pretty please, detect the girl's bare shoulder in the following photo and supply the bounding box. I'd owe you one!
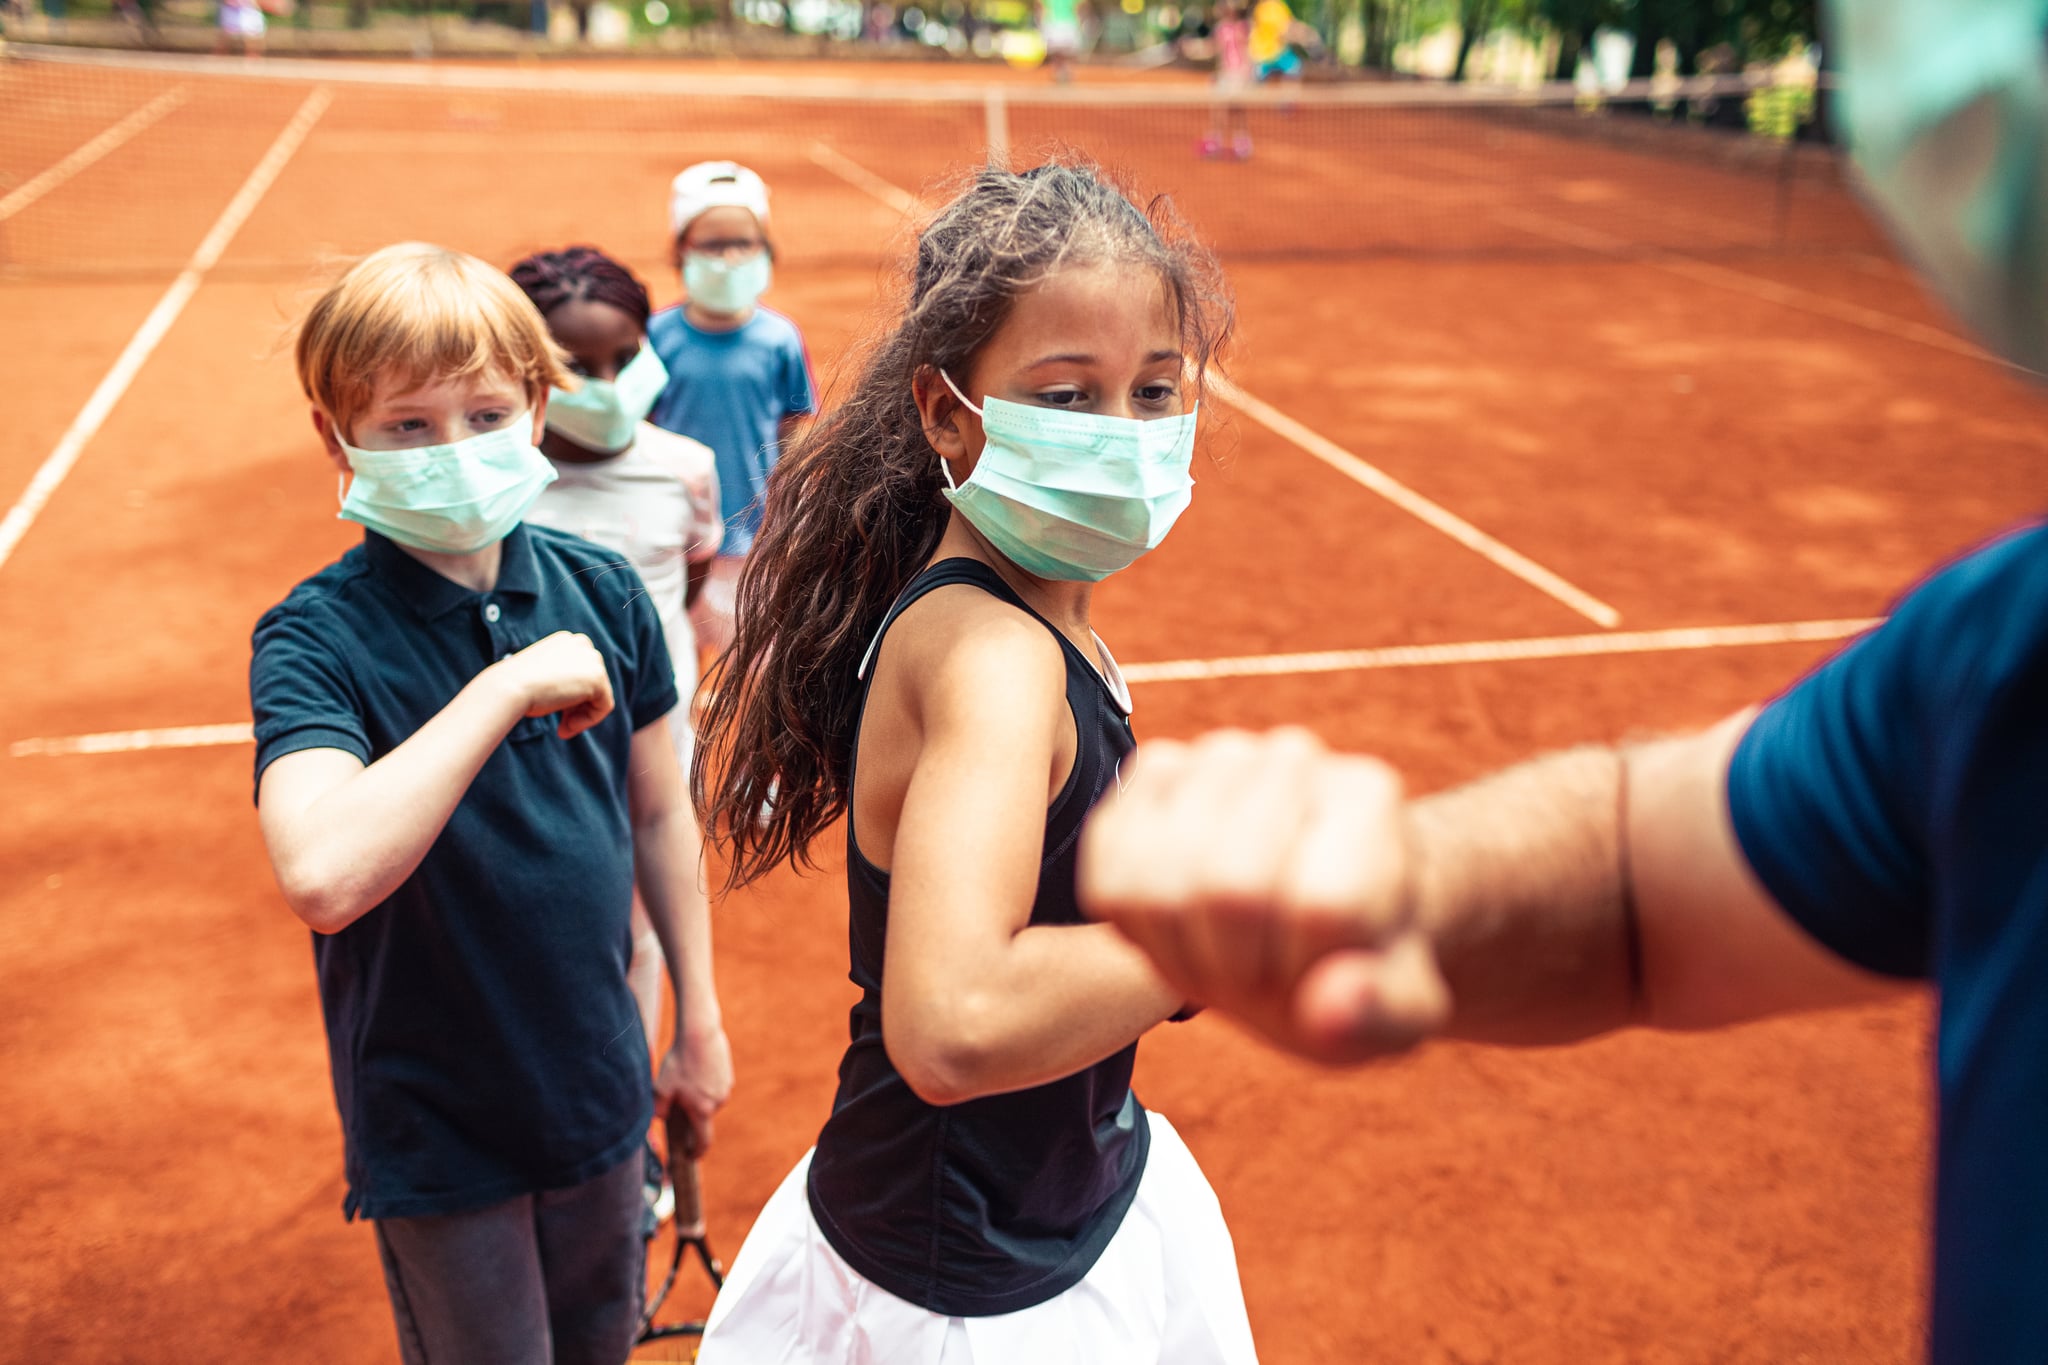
[878,583,1066,723]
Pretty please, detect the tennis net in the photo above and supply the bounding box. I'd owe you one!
[0,42,1879,282]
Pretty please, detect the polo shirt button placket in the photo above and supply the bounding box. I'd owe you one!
[482,599,508,660]
[484,597,542,740]
[482,599,515,667]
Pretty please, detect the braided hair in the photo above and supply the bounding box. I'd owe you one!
[507,245,652,328]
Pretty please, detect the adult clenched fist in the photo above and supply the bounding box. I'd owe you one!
[1080,728,1451,1065]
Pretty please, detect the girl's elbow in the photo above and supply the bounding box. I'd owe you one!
[895,1057,971,1107]
[886,1006,1003,1106]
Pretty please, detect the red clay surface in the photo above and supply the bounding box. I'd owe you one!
[4,51,2043,1365]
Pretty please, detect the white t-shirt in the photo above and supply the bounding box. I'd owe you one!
[525,422,722,696]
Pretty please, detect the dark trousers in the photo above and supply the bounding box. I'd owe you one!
[374,1150,644,1365]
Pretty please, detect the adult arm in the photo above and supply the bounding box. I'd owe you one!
[1417,712,1899,1045]
[880,603,1182,1106]
[628,713,733,1150]
[256,631,615,935]
[1084,533,2038,1062]
[1082,715,1901,1066]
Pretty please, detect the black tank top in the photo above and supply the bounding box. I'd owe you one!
[806,557,1148,1317]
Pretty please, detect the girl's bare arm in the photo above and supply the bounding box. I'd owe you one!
[879,602,1180,1107]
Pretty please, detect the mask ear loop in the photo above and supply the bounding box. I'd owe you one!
[935,369,984,492]
[937,368,985,418]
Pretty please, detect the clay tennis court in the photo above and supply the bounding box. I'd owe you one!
[3,44,2040,1362]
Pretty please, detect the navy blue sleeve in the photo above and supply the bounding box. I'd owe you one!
[249,602,371,802]
[1722,531,2048,979]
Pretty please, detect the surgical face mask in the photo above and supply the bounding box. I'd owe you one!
[545,344,669,454]
[937,370,1197,583]
[337,414,556,555]
[1830,0,2048,372]
[684,250,771,315]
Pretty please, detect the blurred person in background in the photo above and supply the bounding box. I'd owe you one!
[1039,0,1083,80]
[1200,0,1254,159]
[213,0,265,55]
[1247,0,1301,84]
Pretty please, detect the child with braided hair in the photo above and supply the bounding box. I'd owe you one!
[510,245,728,1231]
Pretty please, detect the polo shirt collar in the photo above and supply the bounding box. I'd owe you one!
[363,525,543,621]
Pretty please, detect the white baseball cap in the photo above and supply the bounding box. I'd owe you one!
[668,161,771,241]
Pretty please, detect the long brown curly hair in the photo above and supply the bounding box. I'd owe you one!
[694,159,1233,891]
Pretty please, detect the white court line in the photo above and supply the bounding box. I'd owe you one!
[1489,207,2001,367]
[0,88,331,575]
[10,722,254,758]
[1209,372,1623,629]
[0,86,189,223]
[8,618,1876,754]
[806,142,922,216]
[1119,617,1878,684]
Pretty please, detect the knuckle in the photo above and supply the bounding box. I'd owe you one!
[1327,753,1403,806]
[1190,728,1259,763]
[1190,851,1278,907]
[1266,725,1325,757]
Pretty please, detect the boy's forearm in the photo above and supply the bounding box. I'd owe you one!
[1412,745,1638,1047]
[634,806,721,1038]
[277,666,528,932]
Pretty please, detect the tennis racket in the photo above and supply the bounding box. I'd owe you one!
[637,1105,724,1353]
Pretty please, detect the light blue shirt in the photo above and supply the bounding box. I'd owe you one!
[646,305,815,555]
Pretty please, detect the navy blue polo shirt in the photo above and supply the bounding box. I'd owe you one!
[249,524,679,1221]
[1727,521,2048,1364]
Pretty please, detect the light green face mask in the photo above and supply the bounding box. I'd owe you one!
[338,415,556,555]
[1830,0,2048,372]
[546,343,670,455]
[938,370,1197,583]
[684,251,771,315]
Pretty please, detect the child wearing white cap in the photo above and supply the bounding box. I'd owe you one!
[648,161,818,659]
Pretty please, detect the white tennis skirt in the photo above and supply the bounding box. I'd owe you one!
[697,1110,1258,1365]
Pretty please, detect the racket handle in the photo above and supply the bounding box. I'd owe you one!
[666,1110,707,1239]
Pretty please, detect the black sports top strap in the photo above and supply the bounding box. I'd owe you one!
[859,558,1024,682]
[858,557,1132,717]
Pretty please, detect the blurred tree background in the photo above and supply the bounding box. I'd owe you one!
[1288,0,1819,82]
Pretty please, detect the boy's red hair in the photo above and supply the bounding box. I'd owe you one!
[296,242,572,437]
